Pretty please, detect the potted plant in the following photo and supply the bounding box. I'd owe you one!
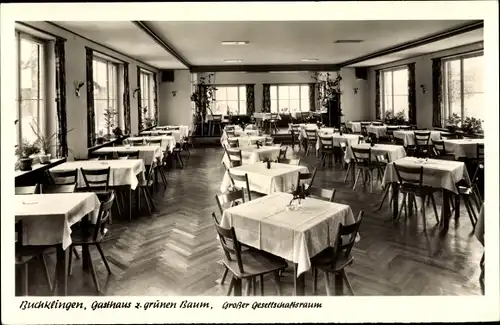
[29,121,73,163]
[191,73,217,133]
[141,107,156,130]
[96,130,105,144]
[446,113,461,133]
[393,111,407,125]
[113,127,124,144]
[313,72,343,127]
[16,139,40,171]
[103,107,117,140]
[383,111,394,125]
[461,117,483,135]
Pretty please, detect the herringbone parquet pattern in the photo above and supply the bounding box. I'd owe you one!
[23,146,483,296]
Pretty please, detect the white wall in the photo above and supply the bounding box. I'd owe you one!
[367,42,483,129]
[158,69,192,127]
[20,22,159,159]
[339,68,369,121]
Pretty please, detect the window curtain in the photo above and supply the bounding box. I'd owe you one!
[54,39,68,157]
[262,84,271,113]
[309,83,316,111]
[153,72,158,125]
[407,63,417,125]
[246,84,255,116]
[85,48,95,147]
[432,59,442,127]
[137,66,143,130]
[123,63,131,135]
[375,70,381,120]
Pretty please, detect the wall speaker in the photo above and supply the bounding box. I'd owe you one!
[160,70,175,83]
[355,67,368,80]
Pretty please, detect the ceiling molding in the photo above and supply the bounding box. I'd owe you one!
[17,21,66,41]
[338,20,484,67]
[132,21,191,69]
[44,21,158,71]
[191,64,340,73]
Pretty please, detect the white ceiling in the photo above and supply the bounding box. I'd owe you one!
[53,20,482,69]
[54,21,187,69]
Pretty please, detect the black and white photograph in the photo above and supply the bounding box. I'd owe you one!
[1,1,498,324]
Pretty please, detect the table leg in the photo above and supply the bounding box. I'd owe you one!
[233,278,242,296]
[293,264,305,296]
[55,245,68,296]
[82,246,90,271]
[128,186,132,221]
[441,190,451,232]
[392,182,400,220]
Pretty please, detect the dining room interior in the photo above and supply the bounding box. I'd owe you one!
[6,15,496,300]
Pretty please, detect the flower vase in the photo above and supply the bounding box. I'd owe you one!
[266,161,271,169]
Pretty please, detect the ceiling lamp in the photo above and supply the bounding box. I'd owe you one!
[223,59,243,63]
[221,41,249,45]
[301,58,319,62]
[334,40,364,43]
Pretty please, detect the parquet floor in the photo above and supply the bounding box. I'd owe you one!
[23,145,483,296]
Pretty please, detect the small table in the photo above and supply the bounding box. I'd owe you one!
[443,139,484,159]
[383,157,471,232]
[221,192,356,295]
[316,133,361,151]
[15,192,101,295]
[344,143,406,163]
[93,145,162,166]
[393,130,441,146]
[127,135,176,153]
[221,162,308,194]
[228,135,267,148]
[221,146,281,168]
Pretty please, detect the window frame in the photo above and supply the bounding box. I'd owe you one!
[93,56,119,136]
[139,69,154,121]
[16,31,46,153]
[270,83,310,114]
[212,85,247,115]
[380,66,409,118]
[441,51,484,125]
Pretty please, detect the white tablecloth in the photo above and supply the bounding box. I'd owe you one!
[155,125,189,138]
[221,192,356,276]
[345,121,373,133]
[344,143,406,163]
[93,145,162,166]
[227,135,267,148]
[316,133,361,151]
[253,113,282,121]
[15,193,101,249]
[127,135,176,153]
[221,162,308,194]
[393,130,442,146]
[382,157,471,194]
[366,125,388,138]
[221,146,281,168]
[443,139,484,159]
[50,159,146,190]
[140,130,182,142]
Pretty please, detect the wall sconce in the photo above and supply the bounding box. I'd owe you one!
[420,84,426,94]
[353,87,359,94]
[172,91,177,97]
[133,88,140,98]
[74,81,85,97]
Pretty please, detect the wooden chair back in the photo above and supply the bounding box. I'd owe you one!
[305,129,317,141]
[225,147,243,168]
[477,143,484,162]
[47,169,78,185]
[92,191,115,242]
[215,189,246,215]
[414,131,431,146]
[80,167,110,192]
[296,168,317,190]
[40,184,76,194]
[228,171,251,200]
[351,147,372,164]
[227,138,239,148]
[265,137,274,146]
[393,164,424,188]
[319,136,333,150]
[440,132,457,140]
[330,211,364,267]
[129,138,145,146]
[278,145,288,160]
[117,150,140,160]
[212,115,223,122]
[212,213,244,273]
[432,139,446,156]
[279,158,300,165]
[147,139,162,146]
[306,186,336,202]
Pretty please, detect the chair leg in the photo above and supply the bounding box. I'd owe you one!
[245,278,252,296]
[73,247,80,259]
[376,185,391,211]
[226,276,235,296]
[397,193,407,221]
[21,263,29,296]
[342,270,354,296]
[463,196,477,230]
[273,271,282,296]
[421,196,427,232]
[220,268,229,285]
[88,253,101,293]
[430,193,439,224]
[40,254,53,293]
[68,247,73,276]
[352,169,362,191]
[324,272,331,296]
[312,268,318,295]
[252,277,257,296]
[260,274,264,296]
[96,243,112,274]
[344,163,352,183]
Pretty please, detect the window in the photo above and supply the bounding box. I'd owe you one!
[381,67,409,119]
[140,70,155,123]
[270,84,309,114]
[16,33,45,150]
[442,53,484,123]
[93,57,118,137]
[212,86,246,115]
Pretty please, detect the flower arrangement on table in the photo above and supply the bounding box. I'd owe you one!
[262,157,272,169]
[366,133,378,147]
[256,140,263,149]
[287,184,307,210]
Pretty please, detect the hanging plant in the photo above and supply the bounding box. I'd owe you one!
[312,72,343,115]
[191,73,217,121]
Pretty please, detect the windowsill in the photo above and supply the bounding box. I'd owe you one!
[14,157,66,178]
[88,135,130,154]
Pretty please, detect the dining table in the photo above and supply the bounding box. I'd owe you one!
[126,135,176,153]
[443,139,484,159]
[221,145,281,168]
[221,192,356,295]
[382,156,471,232]
[315,132,361,151]
[225,135,267,148]
[140,130,182,142]
[220,162,308,195]
[154,125,189,138]
[393,130,442,146]
[15,192,101,295]
[93,145,162,166]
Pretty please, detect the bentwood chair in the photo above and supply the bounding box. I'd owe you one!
[212,213,287,296]
[136,162,156,215]
[306,186,337,202]
[296,168,317,191]
[311,211,364,296]
[289,124,301,151]
[304,129,318,156]
[318,135,335,168]
[393,164,440,232]
[67,192,115,292]
[414,131,432,158]
[351,147,378,193]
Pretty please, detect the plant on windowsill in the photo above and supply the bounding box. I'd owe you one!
[393,111,407,125]
[113,127,124,144]
[29,121,74,163]
[96,129,105,145]
[103,107,118,141]
[141,107,156,130]
[16,139,40,171]
[461,117,483,135]
[383,111,395,125]
[446,113,461,133]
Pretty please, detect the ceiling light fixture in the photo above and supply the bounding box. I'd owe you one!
[301,58,319,62]
[334,40,364,43]
[223,59,243,63]
[221,41,249,45]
